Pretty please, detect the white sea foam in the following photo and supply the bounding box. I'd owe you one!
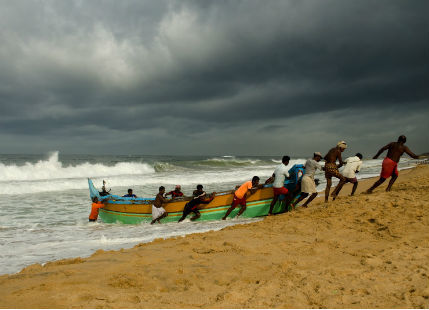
[0,158,307,195]
[0,153,420,276]
[0,151,155,182]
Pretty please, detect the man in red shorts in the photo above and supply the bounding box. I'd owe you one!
[222,176,263,220]
[367,135,422,193]
[268,156,291,215]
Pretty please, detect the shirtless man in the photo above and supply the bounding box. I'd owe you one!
[367,135,421,193]
[324,141,348,202]
[151,186,169,224]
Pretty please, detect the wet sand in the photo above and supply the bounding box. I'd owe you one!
[0,165,428,308]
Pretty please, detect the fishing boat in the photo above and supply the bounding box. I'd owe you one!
[88,164,305,224]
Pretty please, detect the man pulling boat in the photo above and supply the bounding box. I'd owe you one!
[222,176,263,220]
[151,186,169,224]
[178,185,216,222]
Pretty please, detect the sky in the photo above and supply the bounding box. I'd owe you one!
[0,0,428,157]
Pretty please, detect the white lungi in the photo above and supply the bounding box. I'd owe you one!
[152,205,166,219]
[301,175,317,194]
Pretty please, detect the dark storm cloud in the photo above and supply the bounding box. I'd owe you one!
[0,0,428,155]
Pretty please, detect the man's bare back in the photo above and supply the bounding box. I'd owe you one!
[324,147,344,165]
[367,135,420,193]
[373,137,419,163]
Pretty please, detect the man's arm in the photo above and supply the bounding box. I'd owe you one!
[249,184,264,195]
[355,162,362,173]
[404,146,420,159]
[337,151,344,168]
[264,173,275,184]
[373,143,391,159]
[199,193,216,204]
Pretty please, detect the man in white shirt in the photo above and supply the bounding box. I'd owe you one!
[334,153,363,198]
[268,155,291,215]
[294,152,323,208]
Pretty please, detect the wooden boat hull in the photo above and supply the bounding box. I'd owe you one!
[98,187,286,224]
[88,164,305,224]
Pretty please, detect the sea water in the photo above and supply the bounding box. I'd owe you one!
[0,152,418,275]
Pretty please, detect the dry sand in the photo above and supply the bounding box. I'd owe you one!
[0,165,428,308]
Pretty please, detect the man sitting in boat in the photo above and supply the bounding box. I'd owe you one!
[178,185,216,222]
[165,185,184,199]
[151,186,169,224]
[99,180,111,197]
[222,176,263,220]
[122,188,137,198]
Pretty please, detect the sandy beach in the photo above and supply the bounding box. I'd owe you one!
[0,165,428,308]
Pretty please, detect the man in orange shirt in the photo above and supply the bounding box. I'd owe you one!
[89,197,106,222]
[222,176,263,220]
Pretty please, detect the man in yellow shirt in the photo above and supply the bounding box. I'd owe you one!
[222,176,263,220]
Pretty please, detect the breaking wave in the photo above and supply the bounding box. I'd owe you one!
[0,151,155,182]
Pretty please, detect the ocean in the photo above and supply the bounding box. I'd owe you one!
[0,152,418,275]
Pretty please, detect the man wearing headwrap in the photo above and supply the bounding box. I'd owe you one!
[367,135,422,193]
[323,141,348,202]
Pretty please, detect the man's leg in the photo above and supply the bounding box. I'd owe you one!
[268,194,279,215]
[222,204,236,220]
[351,182,358,196]
[325,178,332,202]
[236,204,247,217]
[332,178,346,201]
[303,193,318,207]
[284,192,294,211]
[157,212,168,223]
[386,172,398,192]
[332,181,345,199]
[366,177,386,193]
[178,206,191,222]
[190,210,201,221]
[293,192,309,207]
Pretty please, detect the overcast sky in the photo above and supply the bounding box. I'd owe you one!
[0,0,428,157]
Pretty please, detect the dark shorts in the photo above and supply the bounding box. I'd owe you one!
[231,195,247,208]
[182,203,200,218]
[347,177,358,184]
